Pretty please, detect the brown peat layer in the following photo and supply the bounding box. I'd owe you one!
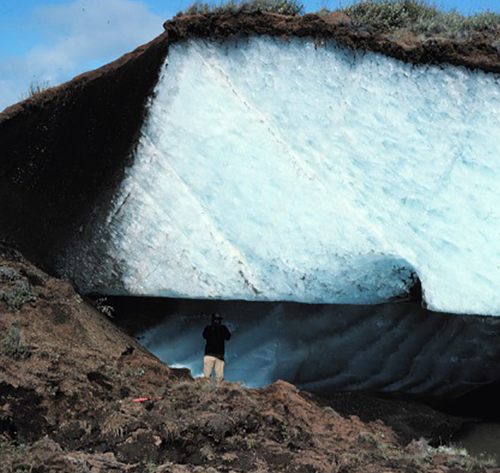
[1,11,500,273]
[0,242,497,473]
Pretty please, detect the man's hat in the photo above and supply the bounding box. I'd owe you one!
[212,312,223,321]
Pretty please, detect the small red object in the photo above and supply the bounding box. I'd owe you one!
[132,397,162,402]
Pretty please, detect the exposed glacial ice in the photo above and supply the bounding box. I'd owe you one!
[64,37,500,315]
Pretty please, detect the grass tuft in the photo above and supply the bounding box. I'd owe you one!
[21,80,50,100]
[0,327,32,360]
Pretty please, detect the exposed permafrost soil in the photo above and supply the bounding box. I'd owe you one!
[1,13,500,471]
[165,11,500,73]
[0,243,497,473]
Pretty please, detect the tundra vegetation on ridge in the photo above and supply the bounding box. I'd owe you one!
[178,0,500,36]
[176,0,304,16]
[23,79,50,99]
[341,0,500,35]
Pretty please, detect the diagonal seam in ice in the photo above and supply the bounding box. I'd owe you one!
[63,36,500,315]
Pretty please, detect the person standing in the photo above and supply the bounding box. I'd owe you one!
[203,313,231,381]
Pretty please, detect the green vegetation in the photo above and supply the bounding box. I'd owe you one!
[0,326,32,360]
[123,365,146,378]
[4,287,36,311]
[143,462,161,473]
[0,441,29,473]
[0,266,36,311]
[177,0,304,17]
[178,0,500,36]
[340,0,500,35]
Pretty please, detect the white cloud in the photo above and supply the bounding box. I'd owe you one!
[0,0,166,111]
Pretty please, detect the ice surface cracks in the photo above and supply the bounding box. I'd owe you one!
[122,133,263,294]
[192,40,377,244]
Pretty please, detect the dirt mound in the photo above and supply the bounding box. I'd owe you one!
[0,243,497,472]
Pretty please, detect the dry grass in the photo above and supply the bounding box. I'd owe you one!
[22,79,50,100]
[177,0,500,37]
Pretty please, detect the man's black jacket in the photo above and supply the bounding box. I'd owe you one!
[203,323,231,360]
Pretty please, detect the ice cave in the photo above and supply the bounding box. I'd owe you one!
[60,35,500,397]
[109,295,500,398]
[2,16,500,400]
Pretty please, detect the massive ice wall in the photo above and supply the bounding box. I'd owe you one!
[63,37,500,315]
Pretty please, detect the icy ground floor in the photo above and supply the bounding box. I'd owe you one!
[108,297,500,399]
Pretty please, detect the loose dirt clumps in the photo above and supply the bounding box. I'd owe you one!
[0,242,498,472]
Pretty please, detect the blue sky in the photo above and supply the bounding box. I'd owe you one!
[1,0,499,111]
